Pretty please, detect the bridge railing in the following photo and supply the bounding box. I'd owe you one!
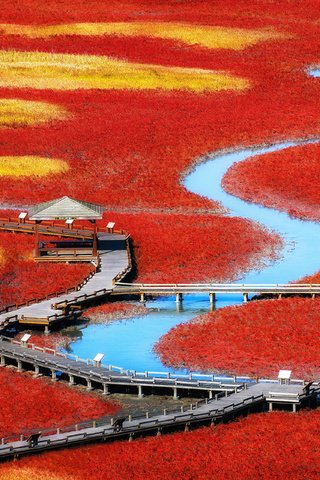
[0,263,98,318]
[112,237,133,285]
[0,392,266,450]
[0,217,129,237]
[115,282,320,288]
[0,336,306,386]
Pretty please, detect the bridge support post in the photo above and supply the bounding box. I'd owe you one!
[138,385,143,397]
[0,355,5,367]
[176,293,183,303]
[140,293,145,303]
[208,390,213,400]
[209,293,216,304]
[69,374,75,386]
[17,359,22,372]
[269,402,273,412]
[102,383,109,395]
[44,325,50,335]
[292,404,296,413]
[33,364,40,376]
[51,370,57,382]
[278,293,282,299]
[173,387,179,400]
[312,293,315,299]
[86,378,92,391]
[243,293,248,303]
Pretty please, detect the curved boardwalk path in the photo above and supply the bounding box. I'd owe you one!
[0,218,318,460]
[0,230,130,331]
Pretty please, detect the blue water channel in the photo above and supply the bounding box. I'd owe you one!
[66,135,320,374]
[308,67,320,77]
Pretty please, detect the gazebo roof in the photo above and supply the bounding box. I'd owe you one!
[28,196,104,220]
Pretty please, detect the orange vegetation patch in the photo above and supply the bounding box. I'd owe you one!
[0,99,69,128]
[155,297,320,378]
[0,367,119,438]
[0,469,71,480]
[0,22,290,50]
[0,50,249,93]
[84,302,148,323]
[222,143,320,222]
[2,411,320,479]
[0,156,69,177]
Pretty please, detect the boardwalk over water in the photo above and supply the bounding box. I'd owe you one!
[0,335,318,460]
[113,282,320,303]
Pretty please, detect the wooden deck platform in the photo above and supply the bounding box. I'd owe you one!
[0,233,130,331]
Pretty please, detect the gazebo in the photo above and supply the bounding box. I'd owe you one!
[28,196,104,260]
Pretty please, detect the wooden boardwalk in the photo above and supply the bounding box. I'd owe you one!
[0,370,317,460]
[0,233,130,331]
[0,336,244,397]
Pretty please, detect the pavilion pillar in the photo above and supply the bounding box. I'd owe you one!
[34,220,40,258]
[92,220,98,257]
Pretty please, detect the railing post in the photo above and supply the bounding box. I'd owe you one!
[86,378,92,391]
[103,383,109,395]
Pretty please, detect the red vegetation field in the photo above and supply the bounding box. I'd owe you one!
[2,411,320,479]
[102,211,281,283]
[156,297,320,379]
[15,332,71,350]
[1,0,320,475]
[0,231,93,310]
[0,212,280,311]
[0,367,119,438]
[84,302,147,322]
[0,0,319,287]
[222,143,320,222]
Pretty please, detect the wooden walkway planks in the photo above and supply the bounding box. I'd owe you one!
[0,374,316,460]
[0,337,242,396]
[0,234,129,330]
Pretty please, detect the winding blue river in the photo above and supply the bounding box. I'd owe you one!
[66,136,320,373]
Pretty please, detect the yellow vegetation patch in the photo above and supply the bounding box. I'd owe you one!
[0,467,72,480]
[0,99,69,127]
[0,22,290,50]
[0,50,249,93]
[0,156,69,177]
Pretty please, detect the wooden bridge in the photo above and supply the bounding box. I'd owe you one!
[0,336,318,460]
[113,282,320,303]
